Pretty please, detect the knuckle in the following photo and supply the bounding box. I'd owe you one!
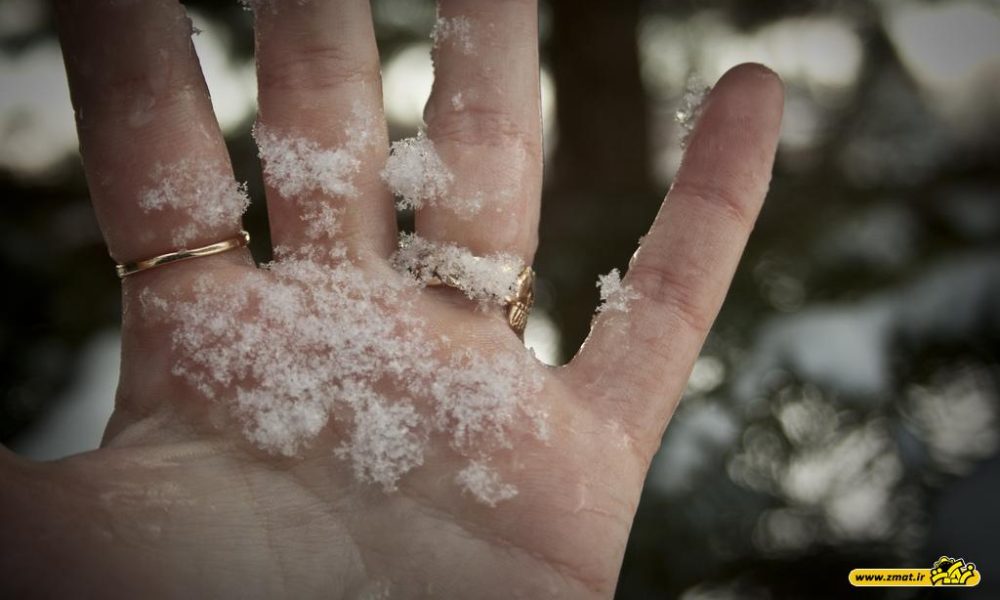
[426,102,541,152]
[627,262,716,335]
[258,44,380,93]
[670,178,757,232]
[80,83,204,138]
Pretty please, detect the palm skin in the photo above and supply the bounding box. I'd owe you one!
[6,259,647,598]
[0,1,783,598]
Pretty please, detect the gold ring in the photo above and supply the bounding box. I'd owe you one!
[504,266,534,337]
[425,264,535,337]
[115,230,250,278]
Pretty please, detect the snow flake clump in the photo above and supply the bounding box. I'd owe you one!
[335,393,425,491]
[433,347,548,450]
[254,127,361,200]
[381,132,453,209]
[255,104,375,200]
[138,160,250,246]
[381,131,484,219]
[392,233,524,305]
[597,268,640,313]
[676,75,712,148]
[140,243,545,501]
[255,105,376,239]
[456,461,518,507]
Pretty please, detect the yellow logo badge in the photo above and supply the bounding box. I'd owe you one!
[849,555,981,587]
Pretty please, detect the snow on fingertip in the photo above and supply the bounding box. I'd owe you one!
[597,268,640,314]
[676,75,712,149]
[431,13,474,55]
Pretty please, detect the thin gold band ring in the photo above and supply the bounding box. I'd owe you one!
[115,230,250,279]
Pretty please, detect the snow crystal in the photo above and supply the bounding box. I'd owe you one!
[235,387,332,457]
[456,461,518,507]
[254,126,361,200]
[142,243,544,498]
[597,268,640,313]
[676,75,711,148]
[137,161,250,246]
[450,192,485,219]
[431,14,474,55]
[335,393,425,492]
[255,104,375,199]
[381,131,485,218]
[392,233,524,305]
[433,347,546,451]
[255,105,376,239]
[381,132,453,209]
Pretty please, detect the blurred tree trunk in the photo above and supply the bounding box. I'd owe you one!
[541,0,655,357]
[548,0,650,193]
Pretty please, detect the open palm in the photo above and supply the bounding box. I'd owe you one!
[0,1,783,598]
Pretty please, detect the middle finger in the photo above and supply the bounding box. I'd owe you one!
[253,0,396,260]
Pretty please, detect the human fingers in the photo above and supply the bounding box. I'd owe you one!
[252,0,396,260]
[565,64,784,452]
[397,0,542,262]
[56,0,250,270]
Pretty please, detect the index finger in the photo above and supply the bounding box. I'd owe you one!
[56,0,248,268]
[565,64,784,452]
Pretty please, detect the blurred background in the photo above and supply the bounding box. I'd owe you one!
[2,0,999,597]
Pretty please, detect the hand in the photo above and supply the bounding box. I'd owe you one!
[0,1,783,598]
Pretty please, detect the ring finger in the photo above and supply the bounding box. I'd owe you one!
[412,0,543,263]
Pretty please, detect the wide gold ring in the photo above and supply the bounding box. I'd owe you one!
[115,230,250,279]
[424,264,535,337]
[504,266,534,337]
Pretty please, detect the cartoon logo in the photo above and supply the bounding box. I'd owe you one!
[930,556,981,586]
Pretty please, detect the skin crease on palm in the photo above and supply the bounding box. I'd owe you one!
[0,1,783,598]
